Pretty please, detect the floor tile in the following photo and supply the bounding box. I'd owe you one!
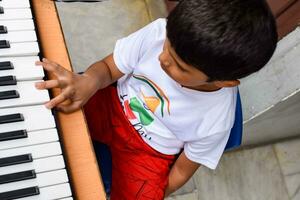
[274,138,300,199]
[171,176,196,196]
[56,0,151,72]
[284,173,300,200]
[193,145,289,200]
[274,138,300,175]
[166,191,198,200]
[145,0,168,20]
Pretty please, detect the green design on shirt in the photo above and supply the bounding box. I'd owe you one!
[129,97,154,126]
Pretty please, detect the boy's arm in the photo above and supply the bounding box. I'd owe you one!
[84,53,124,91]
[164,151,200,197]
[35,54,124,113]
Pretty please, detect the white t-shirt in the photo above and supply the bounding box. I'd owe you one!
[114,18,237,170]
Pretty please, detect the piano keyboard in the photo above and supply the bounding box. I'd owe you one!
[0,1,73,199]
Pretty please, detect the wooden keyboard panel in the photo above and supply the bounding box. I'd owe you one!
[31,0,106,199]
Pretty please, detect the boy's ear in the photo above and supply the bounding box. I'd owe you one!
[214,80,240,88]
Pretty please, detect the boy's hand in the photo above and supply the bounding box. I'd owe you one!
[35,58,98,113]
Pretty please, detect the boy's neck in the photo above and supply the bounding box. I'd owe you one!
[182,83,222,92]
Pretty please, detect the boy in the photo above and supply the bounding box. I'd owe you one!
[35,0,277,199]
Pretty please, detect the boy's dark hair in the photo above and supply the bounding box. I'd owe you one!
[167,0,278,81]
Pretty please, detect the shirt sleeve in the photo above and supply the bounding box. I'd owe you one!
[184,130,231,170]
[113,18,166,74]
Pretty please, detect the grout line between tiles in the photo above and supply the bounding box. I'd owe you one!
[291,185,300,200]
[143,0,153,21]
[272,144,292,199]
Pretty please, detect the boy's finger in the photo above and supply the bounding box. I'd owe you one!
[35,61,58,73]
[57,101,81,113]
[41,58,56,64]
[35,80,59,90]
[35,61,44,66]
[44,91,69,109]
[42,58,61,68]
[35,59,66,76]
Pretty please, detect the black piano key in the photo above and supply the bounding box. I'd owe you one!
[0,186,40,200]
[0,154,32,168]
[0,25,7,34]
[0,113,24,124]
[0,76,17,86]
[0,130,28,142]
[0,90,19,100]
[0,7,3,14]
[0,61,14,70]
[0,170,36,184]
[0,40,10,49]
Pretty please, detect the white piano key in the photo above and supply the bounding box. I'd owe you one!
[19,183,72,200]
[0,155,65,176]
[0,169,69,193]
[0,42,39,57]
[0,30,37,43]
[0,80,50,108]
[0,105,56,133]
[0,142,62,160]
[0,56,44,81]
[1,20,35,31]
[0,0,30,9]
[0,129,59,150]
[0,8,32,20]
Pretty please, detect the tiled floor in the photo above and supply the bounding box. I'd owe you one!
[55,1,300,199]
[56,0,167,73]
[166,137,300,200]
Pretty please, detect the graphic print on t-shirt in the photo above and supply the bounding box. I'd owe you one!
[122,74,170,127]
[133,74,170,116]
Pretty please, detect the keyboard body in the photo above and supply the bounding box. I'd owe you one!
[0,0,105,199]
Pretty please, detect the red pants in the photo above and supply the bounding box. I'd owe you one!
[84,86,176,200]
